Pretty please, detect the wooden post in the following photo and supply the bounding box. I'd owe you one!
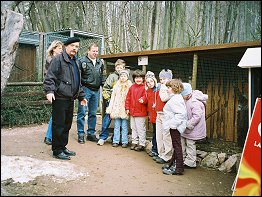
[142,65,147,73]
[192,53,198,89]
[138,56,148,73]
[39,32,45,81]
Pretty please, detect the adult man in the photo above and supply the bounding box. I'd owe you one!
[77,43,106,144]
[44,37,87,160]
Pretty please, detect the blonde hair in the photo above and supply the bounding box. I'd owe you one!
[166,79,184,94]
[88,43,98,51]
[115,59,126,68]
[47,40,63,57]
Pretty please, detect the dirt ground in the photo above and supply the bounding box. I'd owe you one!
[1,115,238,196]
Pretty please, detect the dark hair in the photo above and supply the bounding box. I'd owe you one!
[132,69,146,81]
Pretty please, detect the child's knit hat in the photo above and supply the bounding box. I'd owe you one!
[119,69,129,77]
[159,69,173,79]
[181,83,192,96]
[145,71,157,86]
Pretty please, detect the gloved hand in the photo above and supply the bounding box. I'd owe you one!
[46,93,55,103]
[186,121,194,130]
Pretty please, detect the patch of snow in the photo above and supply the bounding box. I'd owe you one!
[1,155,89,183]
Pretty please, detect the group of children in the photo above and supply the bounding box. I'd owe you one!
[99,60,208,176]
[42,41,207,174]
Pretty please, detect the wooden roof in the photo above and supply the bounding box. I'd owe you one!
[99,41,261,68]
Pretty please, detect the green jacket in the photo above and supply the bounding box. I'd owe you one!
[102,71,119,101]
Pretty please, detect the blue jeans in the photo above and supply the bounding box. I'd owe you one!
[77,87,99,136]
[45,116,52,140]
[99,113,111,140]
[113,118,129,145]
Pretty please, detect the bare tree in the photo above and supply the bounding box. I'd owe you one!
[9,1,261,53]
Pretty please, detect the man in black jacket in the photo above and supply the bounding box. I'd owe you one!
[44,37,87,160]
[76,43,106,144]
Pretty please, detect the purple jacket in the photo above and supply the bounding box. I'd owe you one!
[181,90,208,140]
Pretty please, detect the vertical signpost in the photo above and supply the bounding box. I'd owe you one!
[138,56,148,73]
[232,97,261,196]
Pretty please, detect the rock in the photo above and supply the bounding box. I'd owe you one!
[200,152,219,168]
[217,153,227,164]
[1,9,23,94]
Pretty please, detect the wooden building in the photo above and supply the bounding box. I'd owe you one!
[99,41,261,144]
[8,30,104,83]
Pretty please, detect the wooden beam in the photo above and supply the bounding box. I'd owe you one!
[99,41,261,59]
[192,53,198,89]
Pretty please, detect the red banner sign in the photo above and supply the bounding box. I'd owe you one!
[232,97,261,196]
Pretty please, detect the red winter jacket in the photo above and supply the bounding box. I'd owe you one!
[125,83,147,117]
[141,87,157,123]
[155,90,166,112]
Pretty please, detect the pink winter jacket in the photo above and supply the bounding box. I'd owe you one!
[181,90,208,140]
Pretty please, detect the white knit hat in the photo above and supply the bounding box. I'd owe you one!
[181,83,192,96]
[159,69,173,79]
[145,71,157,86]
[119,69,129,77]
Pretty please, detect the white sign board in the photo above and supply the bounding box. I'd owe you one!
[138,56,148,65]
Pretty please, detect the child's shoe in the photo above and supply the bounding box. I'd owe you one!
[112,143,119,147]
[130,143,137,150]
[134,145,144,151]
[153,156,160,161]
[97,139,105,146]
[155,157,168,164]
[162,162,176,170]
[148,151,158,157]
[122,144,128,148]
[162,167,183,175]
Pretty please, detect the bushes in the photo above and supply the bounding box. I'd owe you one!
[1,85,51,127]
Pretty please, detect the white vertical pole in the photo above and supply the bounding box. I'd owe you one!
[248,68,251,125]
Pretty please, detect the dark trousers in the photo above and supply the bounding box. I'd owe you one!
[52,99,74,155]
[151,123,158,153]
[169,129,184,173]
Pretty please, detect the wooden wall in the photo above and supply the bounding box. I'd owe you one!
[9,44,36,82]
[197,58,249,143]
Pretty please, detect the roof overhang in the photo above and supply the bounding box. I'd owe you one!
[100,41,261,68]
[237,47,261,68]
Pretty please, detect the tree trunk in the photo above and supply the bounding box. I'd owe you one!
[152,1,161,50]
[33,2,51,32]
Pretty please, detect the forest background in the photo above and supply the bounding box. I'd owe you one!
[4,1,261,54]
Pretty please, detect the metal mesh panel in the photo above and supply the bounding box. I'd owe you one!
[13,30,104,83]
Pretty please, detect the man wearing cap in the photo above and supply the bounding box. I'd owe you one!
[76,43,106,143]
[44,37,87,160]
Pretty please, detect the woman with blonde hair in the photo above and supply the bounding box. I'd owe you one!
[44,40,63,145]
[44,40,63,75]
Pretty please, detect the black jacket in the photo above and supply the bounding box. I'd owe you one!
[79,55,106,90]
[43,50,85,101]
